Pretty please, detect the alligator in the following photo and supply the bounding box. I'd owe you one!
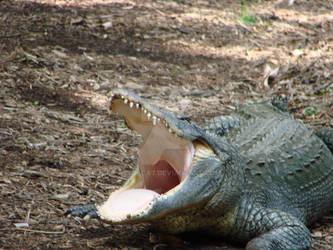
[66,89,333,250]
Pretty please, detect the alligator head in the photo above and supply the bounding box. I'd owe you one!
[97,89,244,233]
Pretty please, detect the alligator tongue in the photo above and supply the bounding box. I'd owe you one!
[98,189,160,220]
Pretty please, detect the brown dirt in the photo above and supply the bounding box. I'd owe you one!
[1,0,332,249]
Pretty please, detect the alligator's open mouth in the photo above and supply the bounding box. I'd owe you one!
[98,90,212,222]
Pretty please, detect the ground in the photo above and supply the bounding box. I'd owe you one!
[0,0,332,249]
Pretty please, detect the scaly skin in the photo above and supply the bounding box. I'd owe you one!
[204,100,333,249]
[66,90,333,250]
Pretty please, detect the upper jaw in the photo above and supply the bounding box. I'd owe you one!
[108,89,202,140]
[96,89,214,223]
[109,88,198,189]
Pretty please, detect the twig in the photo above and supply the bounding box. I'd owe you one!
[16,228,65,234]
[0,34,21,39]
[108,173,128,181]
[300,60,317,75]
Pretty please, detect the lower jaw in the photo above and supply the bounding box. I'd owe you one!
[98,188,160,222]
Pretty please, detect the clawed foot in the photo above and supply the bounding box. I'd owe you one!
[65,204,98,219]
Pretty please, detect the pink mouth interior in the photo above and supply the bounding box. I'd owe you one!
[99,99,194,220]
[145,160,180,194]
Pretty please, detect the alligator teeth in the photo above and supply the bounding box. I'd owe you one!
[144,109,147,114]
[129,102,134,108]
[152,116,157,125]
[147,112,151,120]
[164,121,168,128]
[136,103,140,109]
[124,99,128,104]
[121,95,124,99]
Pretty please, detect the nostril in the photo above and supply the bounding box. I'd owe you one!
[146,160,180,194]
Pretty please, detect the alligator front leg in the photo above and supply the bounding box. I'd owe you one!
[232,201,311,250]
[65,204,99,219]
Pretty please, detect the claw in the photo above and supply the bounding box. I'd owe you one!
[85,209,99,219]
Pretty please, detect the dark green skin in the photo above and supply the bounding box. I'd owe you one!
[203,100,333,249]
[67,93,333,250]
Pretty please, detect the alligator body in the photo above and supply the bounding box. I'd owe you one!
[67,89,333,250]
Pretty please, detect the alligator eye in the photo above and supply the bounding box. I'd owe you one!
[177,115,191,122]
[217,129,224,136]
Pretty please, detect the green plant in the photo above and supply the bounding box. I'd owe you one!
[320,86,333,94]
[170,65,184,76]
[239,0,256,25]
[26,100,39,106]
[304,106,320,116]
